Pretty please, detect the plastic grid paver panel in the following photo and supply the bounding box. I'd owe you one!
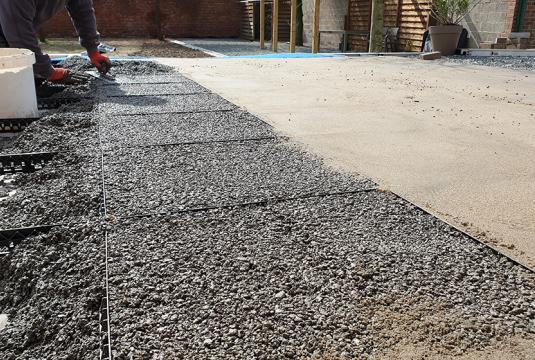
[98,82,208,97]
[106,191,532,358]
[103,139,376,216]
[0,154,102,228]
[100,110,276,149]
[97,93,236,115]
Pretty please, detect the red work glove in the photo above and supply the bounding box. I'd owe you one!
[89,51,112,74]
[48,68,90,85]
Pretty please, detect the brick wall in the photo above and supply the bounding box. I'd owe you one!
[302,0,349,49]
[462,0,515,47]
[519,0,535,47]
[40,0,241,38]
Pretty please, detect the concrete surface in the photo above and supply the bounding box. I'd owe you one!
[158,56,535,268]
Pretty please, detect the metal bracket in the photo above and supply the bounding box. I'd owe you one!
[0,152,57,174]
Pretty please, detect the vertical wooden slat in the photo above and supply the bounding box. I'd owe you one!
[312,0,321,53]
[272,0,279,52]
[260,0,266,48]
[290,0,297,52]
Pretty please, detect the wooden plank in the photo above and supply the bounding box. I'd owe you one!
[290,0,297,52]
[260,0,266,48]
[312,0,321,53]
[272,0,279,52]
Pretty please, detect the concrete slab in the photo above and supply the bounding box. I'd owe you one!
[107,192,535,358]
[163,57,535,268]
[103,139,374,216]
[100,110,275,149]
[97,93,236,116]
[98,82,207,97]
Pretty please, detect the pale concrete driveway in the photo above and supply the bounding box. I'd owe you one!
[159,56,535,269]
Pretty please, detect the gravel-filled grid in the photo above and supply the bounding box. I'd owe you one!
[103,139,375,216]
[98,82,208,97]
[0,225,104,360]
[108,191,535,359]
[0,153,101,228]
[100,110,276,149]
[4,112,99,154]
[98,93,236,115]
[103,74,191,85]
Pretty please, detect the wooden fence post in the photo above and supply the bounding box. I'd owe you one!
[290,0,297,52]
[312,0,321,53]
[260,0,266,49]
[272,0,279,52]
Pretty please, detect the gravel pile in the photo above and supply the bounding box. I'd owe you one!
[59,57,174,75]
[444,56,535,72]
[0,152,101,228]
[101,110,275,149]
[101,74,188,85]
[108,192,535,359]
[6,112,99,154]
[98,93,236,115]
[103,139,375,216]
[98,82,207,97]
[0,225,104,360]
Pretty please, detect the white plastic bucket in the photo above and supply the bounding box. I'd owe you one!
[0,48,39,119]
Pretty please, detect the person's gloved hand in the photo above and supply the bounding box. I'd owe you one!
[48,68,90,85]
[89,51,112,74]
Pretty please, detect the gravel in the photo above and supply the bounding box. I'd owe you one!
[100,110,275,149]
[98,82,207,97]
[5,112,99,154]
[0,225,104,360]
[59,57,175,75]
[108,191,535,359]
[0,153,101,228]
[443,56,535,72]
[103,139,375,216]
[97,93,236,115]
[101,74,189,85]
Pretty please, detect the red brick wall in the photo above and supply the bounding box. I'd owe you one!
[40,0,241,38]
[519,0,535,47]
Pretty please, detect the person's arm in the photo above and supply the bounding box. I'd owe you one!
[66,0,100,54]
[0,0,54,79]
[66,0,111,73]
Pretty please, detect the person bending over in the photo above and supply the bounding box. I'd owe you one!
[0,0,111,84]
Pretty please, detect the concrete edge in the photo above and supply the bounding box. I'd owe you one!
[167,39,227,58]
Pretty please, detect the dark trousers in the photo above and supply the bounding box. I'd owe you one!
[0,22,9,47]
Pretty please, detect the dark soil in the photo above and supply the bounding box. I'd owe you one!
[126,42,210,58]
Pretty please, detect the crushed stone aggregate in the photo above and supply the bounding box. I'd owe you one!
[100,110,276,149]
[0,153,101,228]
[98,81,208,97]
[4,112,99,154]
[107,191,535,359]
[103,139,375,216]
[0,225,104,360]
[98,93,236,115]
[444,56,535,72]
[102,74,189,85]
[59,57,175,76]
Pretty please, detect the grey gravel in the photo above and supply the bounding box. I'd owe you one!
[443,56,535,72]
[98,93,236,115]
[108,191,535,359]
[98,82,207,97]
[59,57,174,75]
[5,112,99,154]
[0,225,104,359]
[0,153,101,228]
[103,139,374,216]
[103,74,189,85]
[100,110,275,149]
